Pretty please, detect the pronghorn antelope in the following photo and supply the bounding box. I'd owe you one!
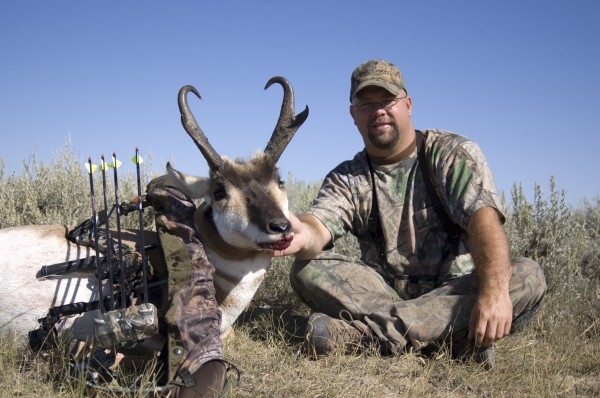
[0,76,308,347]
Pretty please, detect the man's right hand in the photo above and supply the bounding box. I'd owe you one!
[271,212,330,259]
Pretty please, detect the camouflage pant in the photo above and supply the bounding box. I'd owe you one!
[290,253,546,354]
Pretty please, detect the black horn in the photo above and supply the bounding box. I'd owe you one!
[263,76,309,163]
[178,85,224,172]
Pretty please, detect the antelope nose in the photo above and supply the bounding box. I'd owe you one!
[269,220,291,234]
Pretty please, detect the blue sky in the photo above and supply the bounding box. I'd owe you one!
[1,1,598,206]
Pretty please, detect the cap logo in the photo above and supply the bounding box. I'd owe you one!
[361,65,393,78]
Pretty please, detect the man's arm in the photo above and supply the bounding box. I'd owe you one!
[466,206,513,347]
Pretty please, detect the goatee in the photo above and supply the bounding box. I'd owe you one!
[368,127,399,150]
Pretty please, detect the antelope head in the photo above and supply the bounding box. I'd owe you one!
[166,76,309,255]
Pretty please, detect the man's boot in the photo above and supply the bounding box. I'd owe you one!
[305,312,375,356]
[450,330,496,370]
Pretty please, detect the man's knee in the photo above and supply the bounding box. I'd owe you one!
[509,257,547,328]
[290,258,311,295]
[511,257,547,300]
[289,252,350,291]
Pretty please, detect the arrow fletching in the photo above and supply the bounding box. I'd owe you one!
[131,153,144,164]
[85,161,98,174]
[99,157,110,172]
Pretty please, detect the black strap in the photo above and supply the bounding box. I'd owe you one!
[365,154,381,242]
[366,154,396,283]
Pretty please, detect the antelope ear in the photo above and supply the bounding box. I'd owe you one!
[166,162,210,199]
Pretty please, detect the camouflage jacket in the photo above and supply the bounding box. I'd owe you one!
[146,182,223,388]
[307,129,505,282]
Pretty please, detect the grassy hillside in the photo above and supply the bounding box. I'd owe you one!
[1,147,598,397]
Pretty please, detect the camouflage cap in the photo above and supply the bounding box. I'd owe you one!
[350,59,407,102]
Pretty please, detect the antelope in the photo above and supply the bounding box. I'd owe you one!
[0,76,308,347]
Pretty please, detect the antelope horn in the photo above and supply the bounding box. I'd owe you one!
[263,76,309,163]
[178,85,224,172]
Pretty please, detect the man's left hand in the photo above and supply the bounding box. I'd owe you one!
[468,290,513,347]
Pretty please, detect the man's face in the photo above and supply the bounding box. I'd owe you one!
[350,86,412,153]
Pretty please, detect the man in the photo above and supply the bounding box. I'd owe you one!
[277,59,546,369]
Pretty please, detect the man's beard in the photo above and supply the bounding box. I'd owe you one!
[368,126,399,150]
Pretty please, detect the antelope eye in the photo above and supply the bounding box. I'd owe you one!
[277,173,285,188]
[214,189,228,201]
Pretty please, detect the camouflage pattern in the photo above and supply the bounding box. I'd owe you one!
[350,59,407,101]
[146,181,223,388]
[307,129,505,291]
[291,254,546,355]
[93,303,158,348]
[292,128,547,353]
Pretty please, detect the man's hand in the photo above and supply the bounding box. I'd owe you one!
[468,289,513,347]
[466,206,513,347]
[271,212,331,259]
[271,212,307,257]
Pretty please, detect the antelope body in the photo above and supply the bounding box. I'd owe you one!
[0,77,308,346]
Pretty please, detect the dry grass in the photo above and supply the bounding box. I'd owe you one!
[1,147,599,397]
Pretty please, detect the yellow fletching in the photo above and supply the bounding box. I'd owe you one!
[99,160,110,171]
[109,159,122,169]
[131,154,144,164]
[85,163,98,174]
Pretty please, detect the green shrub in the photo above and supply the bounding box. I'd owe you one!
[0,143,157,229]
